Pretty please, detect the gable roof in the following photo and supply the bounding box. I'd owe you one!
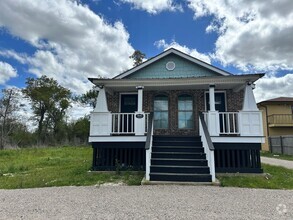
[114,48,231,79]
[258,97,293,104]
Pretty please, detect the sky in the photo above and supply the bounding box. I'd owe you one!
[0,0,293,122]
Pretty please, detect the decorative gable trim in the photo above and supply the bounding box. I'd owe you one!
[114,48,231,79]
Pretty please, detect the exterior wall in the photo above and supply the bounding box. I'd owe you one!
[258,103,293,151]
[125,54,219,79]
[266,104,292,115]
[106,89,244,136]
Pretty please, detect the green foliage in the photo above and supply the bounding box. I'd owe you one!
[22,75,71,143]
[67,116,90,144]
[218,164,293,189]
[0,88,22,149]
[129,50,146,66]
[0,146,144,189]
[261,151,293,161]
[74,86,98,108]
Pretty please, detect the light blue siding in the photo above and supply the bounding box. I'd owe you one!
[125,54,219,79]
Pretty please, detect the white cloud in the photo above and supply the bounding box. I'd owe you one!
[120,0,183,14]
[154,39,211,64]
[0,0,134,93]
[254,73,293,103]
[67,101,92,122]
[0,61,18,85]
[188,0,293,72]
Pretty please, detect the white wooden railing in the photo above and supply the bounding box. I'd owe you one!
[203,112,240,135]
[199,114,215,182]
[111,113,149,135]
[219,112,239,135]
[145,113,154,181]
[204,111,263,137]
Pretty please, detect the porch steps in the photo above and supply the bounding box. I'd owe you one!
[150,136,212,182]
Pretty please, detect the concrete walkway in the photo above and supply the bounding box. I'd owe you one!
[261,156,293,169]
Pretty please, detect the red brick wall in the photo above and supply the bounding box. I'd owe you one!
[106,89,244,135]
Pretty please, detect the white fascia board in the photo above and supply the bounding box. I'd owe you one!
[91,74,262,89]
[115,48,231,79]
[211,136,265,143]
[89,136,146,142]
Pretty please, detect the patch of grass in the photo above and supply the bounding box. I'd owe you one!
[218,164,293,189]
[0,146,144,189]
[261,151,293,161]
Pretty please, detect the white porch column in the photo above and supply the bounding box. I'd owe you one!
[94,86,109,112]
[239,83,263,137]
[90,86,112,137]
[209,84,216,111]
[135,86,145,135]
[208,84,220,136]
[242,83,258,111]
[137,86,143,112]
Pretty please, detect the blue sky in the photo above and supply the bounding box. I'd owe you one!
[0,0,293,105]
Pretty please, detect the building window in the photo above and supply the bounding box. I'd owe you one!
[154,95,169,129]
[178,94,194,129]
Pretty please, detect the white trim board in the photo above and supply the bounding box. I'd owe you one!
[89,136,146,143]
[211,136,265,143]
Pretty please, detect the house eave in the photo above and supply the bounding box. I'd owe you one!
[89,73,264,91]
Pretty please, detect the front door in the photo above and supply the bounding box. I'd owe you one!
[206,92,226,133]
[120,94,138,133]
[205,92,226,112]
[120,94,138,113]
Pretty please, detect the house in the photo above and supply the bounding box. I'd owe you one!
[257,97,293,152]
[88,48,264,183]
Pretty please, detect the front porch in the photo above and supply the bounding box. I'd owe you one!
[87,49,267,183]
[89,79,264,181]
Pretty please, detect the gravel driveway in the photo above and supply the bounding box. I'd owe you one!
[0,185,292,220]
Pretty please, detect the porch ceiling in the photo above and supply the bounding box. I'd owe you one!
[89,74,264,92]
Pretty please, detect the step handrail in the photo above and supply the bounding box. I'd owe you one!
[199,113,214,151]
[199,112,215,182]
[145,112,154,150]
[145,112,154,181]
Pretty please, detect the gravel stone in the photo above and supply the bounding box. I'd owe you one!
[0,185,292,219]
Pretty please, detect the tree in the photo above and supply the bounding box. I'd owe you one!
[75,86,98,108]
[129,50,146,66]
[69,116,90,144]
[22,75,71,142]
[0,88,20,149]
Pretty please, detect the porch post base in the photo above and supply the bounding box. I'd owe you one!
[135,111,145,136]
[208,111,220,136]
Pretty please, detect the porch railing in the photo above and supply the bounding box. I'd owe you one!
[219,112,239,135]
[145,113,154,181]
[203,112,240,135]
[111,113,149,134]
[199,113,215,182]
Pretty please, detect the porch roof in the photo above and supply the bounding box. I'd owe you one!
[89,73,264,92]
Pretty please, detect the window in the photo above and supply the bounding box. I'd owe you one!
[178,95,194,129]
[154,95,168,129]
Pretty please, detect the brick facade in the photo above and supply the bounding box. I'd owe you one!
[107,89,244,135]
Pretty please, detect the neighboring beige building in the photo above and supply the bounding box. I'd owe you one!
[258,97,293,151]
